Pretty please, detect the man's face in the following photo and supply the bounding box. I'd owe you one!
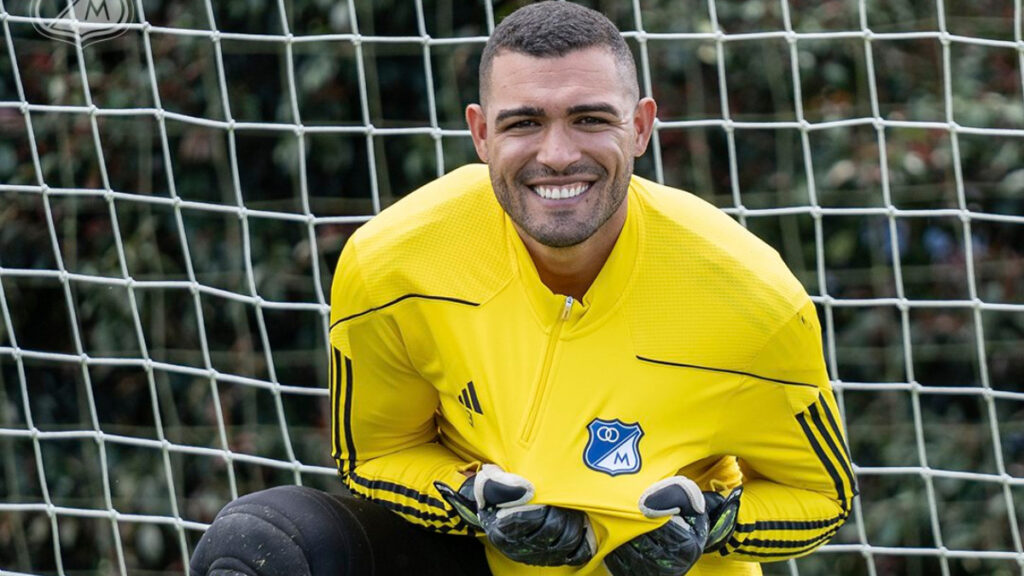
[466,47,656,248]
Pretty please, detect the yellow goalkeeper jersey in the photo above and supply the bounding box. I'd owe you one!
[328,164,856,576]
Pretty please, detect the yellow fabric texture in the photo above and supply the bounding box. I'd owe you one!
[328,164,856,575]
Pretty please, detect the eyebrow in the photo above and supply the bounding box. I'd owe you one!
[493,102,623,124]
[495,106,545,123]
[567,103,622,117]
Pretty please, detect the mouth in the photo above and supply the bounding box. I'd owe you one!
[530,182,591,200]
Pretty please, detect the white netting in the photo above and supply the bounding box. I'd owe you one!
[0,0,1022,575]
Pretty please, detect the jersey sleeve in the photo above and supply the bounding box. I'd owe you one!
[328,240,479,534]
[713,298,857,562]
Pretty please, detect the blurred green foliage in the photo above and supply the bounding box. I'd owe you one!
[1,0,1022,574]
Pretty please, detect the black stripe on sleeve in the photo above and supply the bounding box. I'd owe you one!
[342,355,357,474]
[329,348,335,459]
[349,484,457,524]
[817,395,859,497]
[731,528,841,558]
[347,471,450,511]
[331,348,343,460]
[330,294,479,329]
[735,530,837,551]
[809,400,856,508]
[346,469,462,528]
[734,513,847,533]
[635,356,818,389]
[796,411,847,509]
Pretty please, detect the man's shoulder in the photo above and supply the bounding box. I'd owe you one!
[631,175,802,296]
[631,176,775,262]
[626,176,811,365]
[344,164,512,305]
[354,163,495,242]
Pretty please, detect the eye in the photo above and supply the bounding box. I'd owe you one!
[504,119,539,131]
[576,115,609,126]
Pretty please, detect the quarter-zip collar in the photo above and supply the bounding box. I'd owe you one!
[505,181,642,333]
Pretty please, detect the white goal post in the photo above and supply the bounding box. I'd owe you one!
[1,0,1023,575]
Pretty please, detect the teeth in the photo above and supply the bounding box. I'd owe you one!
[532,183,588,200]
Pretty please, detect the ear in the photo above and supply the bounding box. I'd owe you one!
[632,97,658,157]
[465,104,489,163]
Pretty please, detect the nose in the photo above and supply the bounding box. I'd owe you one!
[535,123,582,172]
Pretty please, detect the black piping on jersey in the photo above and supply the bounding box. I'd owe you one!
[635,356,818,389]
[330,293,480,329]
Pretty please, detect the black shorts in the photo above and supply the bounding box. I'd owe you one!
[190,485,491,576]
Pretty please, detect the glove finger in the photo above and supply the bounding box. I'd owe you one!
[481,504,549,558]
[489,506,581,550]
[561,513,596,566]
[639,476,705,518]
[485,505,548,539]
[602,547,632,576]
[482,505,593,567]
[483,480,530,507]
[605,542,661,576]
[484,509,564,566]
[509,507,590,565]
[474,464,535,508]
[647,517,706,569]
[606,533,681,576]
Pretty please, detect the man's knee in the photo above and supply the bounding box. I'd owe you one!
[190,485,364,576]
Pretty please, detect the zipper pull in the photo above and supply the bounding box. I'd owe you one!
[560,296,573,320]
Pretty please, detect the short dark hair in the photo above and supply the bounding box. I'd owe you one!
[479,1,638,104]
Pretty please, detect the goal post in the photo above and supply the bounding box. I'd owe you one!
[1,0,1022,575]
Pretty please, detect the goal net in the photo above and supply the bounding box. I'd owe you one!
[1,0,1022,574]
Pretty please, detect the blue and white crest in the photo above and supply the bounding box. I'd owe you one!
[583,418,643,476]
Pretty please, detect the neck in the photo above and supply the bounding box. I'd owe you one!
[516,201,627,301]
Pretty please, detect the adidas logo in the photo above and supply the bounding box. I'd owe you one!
[458,381,483,415]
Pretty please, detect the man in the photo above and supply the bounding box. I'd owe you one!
[191,2,856,575]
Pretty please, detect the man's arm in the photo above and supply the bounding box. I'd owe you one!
[329,240,478,534]
[713,298,857,562]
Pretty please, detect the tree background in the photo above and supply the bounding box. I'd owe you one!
[0,0,1022,574]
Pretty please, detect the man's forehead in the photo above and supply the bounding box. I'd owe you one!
[489,46,618,75]
[485,47,630,91]
[485,50,634,114]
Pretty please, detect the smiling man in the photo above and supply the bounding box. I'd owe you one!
[466,43,655,301]
[191,3,855,576]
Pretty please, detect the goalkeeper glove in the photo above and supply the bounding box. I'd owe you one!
[604,477,742,576]
[434,464,595,567]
